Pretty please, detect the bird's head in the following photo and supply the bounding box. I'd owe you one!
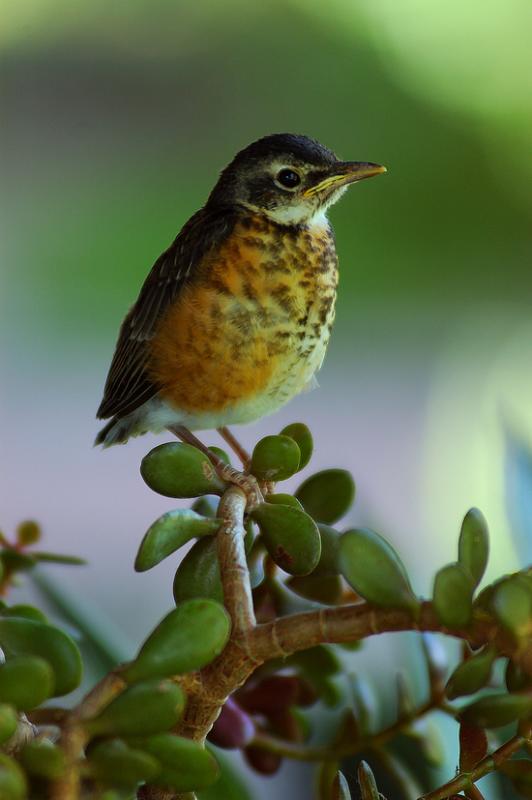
[208,133,386,226]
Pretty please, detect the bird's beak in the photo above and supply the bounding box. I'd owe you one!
[304,161,387,197]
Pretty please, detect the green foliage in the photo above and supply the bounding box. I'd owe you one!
[1,427,530,800]
[172,537,223,603]
[87,680,185,737]
[135,509,221,572]
[250,435,301,481]
[279,422,313,469]
[432,562,474,627]
[338,528,418,612]
[20,740,66,779]
[296,469,355,524]
[0,655,54,710]
[124,600,230,683]
[141,442,226,498]
[130,734,220,792]
[445,645,497,700]
[250,502,321,575]
[458,508,489,586]
[0,705,17,744]
[0,753,27,800]
[460,692,532,728]
[88,739,160,788]
[0,617,82,696]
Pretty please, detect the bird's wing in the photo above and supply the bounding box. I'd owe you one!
[96,207,237,420]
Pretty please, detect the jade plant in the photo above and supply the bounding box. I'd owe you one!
[0,423,531,800]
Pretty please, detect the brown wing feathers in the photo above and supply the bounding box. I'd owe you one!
[96,208,236,422]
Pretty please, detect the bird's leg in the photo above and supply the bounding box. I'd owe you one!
[168,425,263,510]
[217,426,251,470]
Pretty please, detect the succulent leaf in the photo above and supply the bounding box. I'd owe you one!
[458,508,489,586]
[124,600,230,683]
[296,469,355,524]
[250,435,301,481]
[339,528,418,612]
[433,562,474,627]
[279,423,313,470]
[251,503,321,575]
[141,442,226,498]
[135,509,221,572]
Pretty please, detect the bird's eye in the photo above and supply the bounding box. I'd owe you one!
[275,168,301,190]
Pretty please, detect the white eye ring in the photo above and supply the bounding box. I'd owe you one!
[274,168,302,191]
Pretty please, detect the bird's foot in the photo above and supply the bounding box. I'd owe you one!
[214,463,263,511]
[169,425,262,510]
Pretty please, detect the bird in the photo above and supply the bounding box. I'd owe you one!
[95,133,386,466]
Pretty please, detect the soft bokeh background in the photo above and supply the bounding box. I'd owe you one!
[2,1,531,797]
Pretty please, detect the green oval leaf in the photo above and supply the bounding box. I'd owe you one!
[458,508,489,586]
[173,538,223,604]
[0,617,82,696]
[88,680,185,737]
[141,443,225,498]
[88,739,160,788]
[0,704,17,744]
[251,503,321,575]
[433,562,474,627]
[191,496,219,518]
[445,646,497,700]
[20,740,66,779]
[296,469,355,524]
[339,528,418,612]
[280,423,313,470]
[264,493,303,510]
[1,605,48,623]
[135,510,221,572]
[16,520,41,546]
[313,524,341,576]
[131,733,220,792]
[0,655,54,710]
[124,600,230,683]
[250,435,301,481]
[286,574,343,604]
[460,691,532,728]
[0,753,27,800]
[492,575,532,640]
[208,446,231,466]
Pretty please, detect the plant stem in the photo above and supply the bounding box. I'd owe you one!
[249,602,525,669]
[50,671,126,800]
[419,728,531,800]
[250,693,444,761]
[216,486,255,637]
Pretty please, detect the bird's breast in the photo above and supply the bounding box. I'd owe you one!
[149,213,338,417]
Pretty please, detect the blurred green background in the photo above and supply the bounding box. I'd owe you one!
[2,1,532,797]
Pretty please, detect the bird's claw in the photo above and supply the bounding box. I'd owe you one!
[216,464,264,511]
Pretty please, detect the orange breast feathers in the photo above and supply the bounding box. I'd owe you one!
[147,216,337,415]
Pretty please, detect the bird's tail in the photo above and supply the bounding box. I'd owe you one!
[94,416,133,447]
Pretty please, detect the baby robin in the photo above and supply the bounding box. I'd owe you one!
[95,133,385,472]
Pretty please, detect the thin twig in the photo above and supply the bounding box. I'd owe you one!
[419,728,531,800]
[250,693,445,761]
[50,671,126,800]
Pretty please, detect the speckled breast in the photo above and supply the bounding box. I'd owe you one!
[149,213,338,424]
